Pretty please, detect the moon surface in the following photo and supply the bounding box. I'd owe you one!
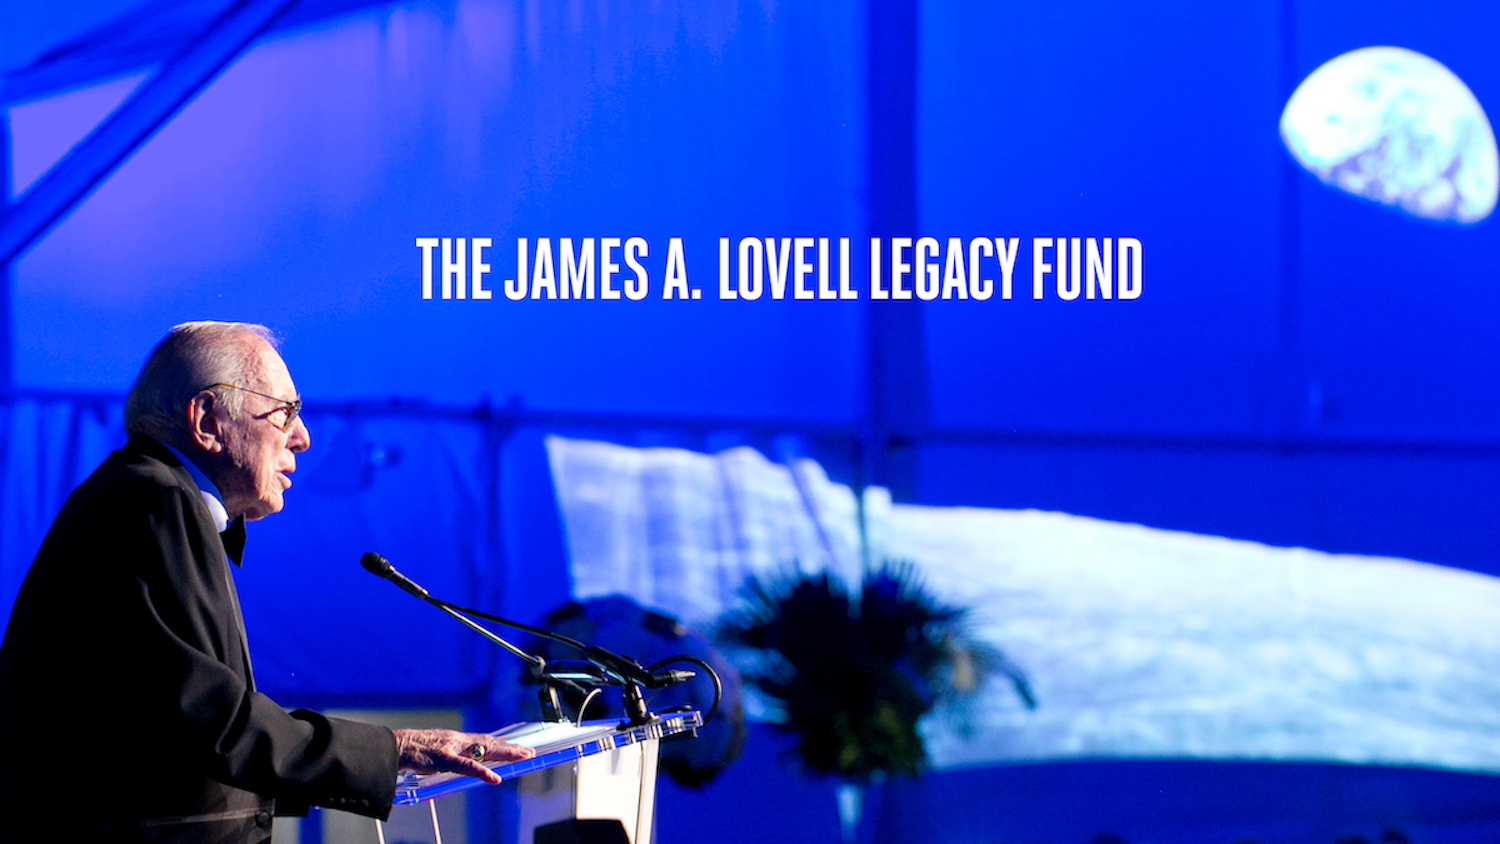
[1281,46,1498,224]
[548,436,1500,776]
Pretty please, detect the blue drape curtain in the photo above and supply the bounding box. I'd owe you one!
[0,396,124,621]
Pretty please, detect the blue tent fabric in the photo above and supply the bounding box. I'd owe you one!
[0,396,124,620]
[7,0,1500,840]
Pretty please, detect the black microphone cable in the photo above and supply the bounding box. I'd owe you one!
[645,655,722,724]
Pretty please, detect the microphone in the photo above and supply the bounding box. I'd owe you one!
[647,669,697,688]
[581,646,695,688]
[361,552,715,725]
[360,551,543,670]
[543,660,624,685]
[360,552,429,599]
[544,662,693,687]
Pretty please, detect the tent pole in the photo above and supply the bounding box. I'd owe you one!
[0,0,303,267]
[862,0,927,504]
[1,110,12,395]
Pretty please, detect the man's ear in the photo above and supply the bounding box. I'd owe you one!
[186,390,226,453]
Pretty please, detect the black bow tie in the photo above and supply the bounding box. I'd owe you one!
[220,517,246,565]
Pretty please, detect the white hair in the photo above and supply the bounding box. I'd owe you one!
[124,321,280,445]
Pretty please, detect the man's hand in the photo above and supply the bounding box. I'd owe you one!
[393,728,534,785]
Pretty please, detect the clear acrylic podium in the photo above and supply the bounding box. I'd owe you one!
[392,710,703,844]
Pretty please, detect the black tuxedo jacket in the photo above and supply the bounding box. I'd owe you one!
[0,435,398,843]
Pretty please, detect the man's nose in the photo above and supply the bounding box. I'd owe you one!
[288,415,311,452]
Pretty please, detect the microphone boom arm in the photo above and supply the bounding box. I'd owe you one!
[434,602,543,669]
[361,552,694,726]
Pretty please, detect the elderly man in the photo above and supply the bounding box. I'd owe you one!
[0,322,530,843]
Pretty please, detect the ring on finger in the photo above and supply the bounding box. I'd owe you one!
[466,742,486,761]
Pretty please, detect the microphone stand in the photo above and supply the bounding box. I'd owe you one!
[361,553,668,726]
[430,603,568,723]
[438,603,660,726]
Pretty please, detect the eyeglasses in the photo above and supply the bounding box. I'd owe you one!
[204,383,304,433]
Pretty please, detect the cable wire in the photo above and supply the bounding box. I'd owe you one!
[576,688,602,726]
[645,655,722,723]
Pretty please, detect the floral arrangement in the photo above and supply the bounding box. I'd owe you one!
[715,560,1035,782]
